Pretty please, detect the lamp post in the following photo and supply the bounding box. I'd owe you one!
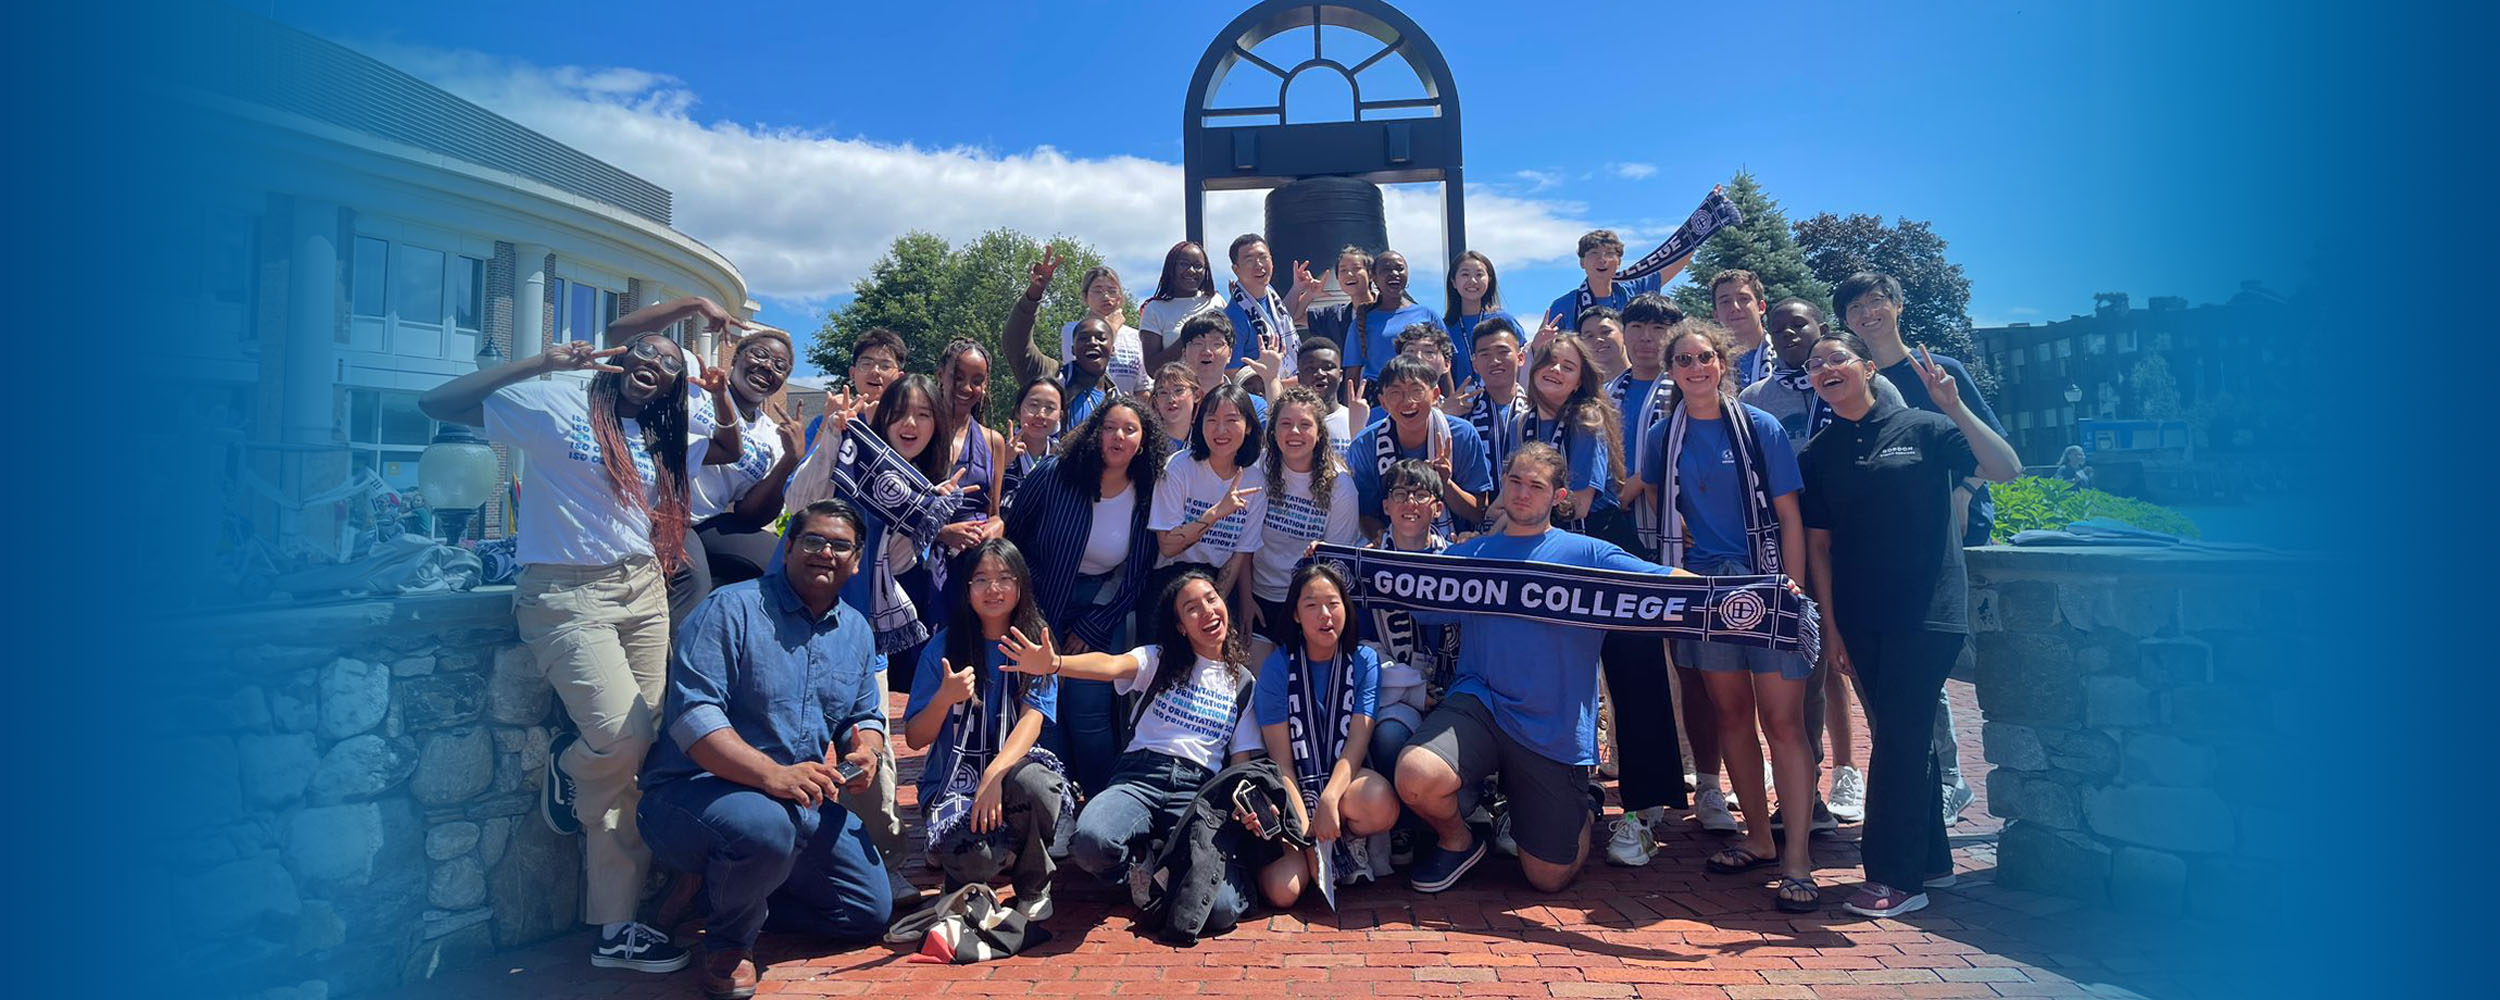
[2063,383,2084,449]
[419,332,505,544]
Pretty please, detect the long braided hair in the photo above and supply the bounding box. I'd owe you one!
[586,346,691,571]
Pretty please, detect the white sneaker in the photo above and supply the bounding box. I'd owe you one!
[1729,762,1776,812]
[1012,885,1054,922]
[1490,810,1520,857]
[1693,788,1739,833]
[1603,815,1656,866]
[1942,777,1975,827]
[1827,766,1867,822]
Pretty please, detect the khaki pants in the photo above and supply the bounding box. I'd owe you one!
[515,557,670,925]
[841,669,905,870]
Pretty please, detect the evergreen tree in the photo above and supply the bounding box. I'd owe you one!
[1669,171,1830,323]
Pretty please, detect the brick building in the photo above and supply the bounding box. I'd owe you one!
[167,7,751,563]
[1971,285,2289,466]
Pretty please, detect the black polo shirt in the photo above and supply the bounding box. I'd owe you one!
[1798,399,1978,635]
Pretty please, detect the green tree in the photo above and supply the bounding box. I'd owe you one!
[810,228,1109,425]
[1790,212,1995,397]
[2129,354,2182,421]
[1669,171,1830,324]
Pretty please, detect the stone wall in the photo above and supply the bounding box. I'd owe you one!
[1967,546,2316,918]
[166,589,578,999]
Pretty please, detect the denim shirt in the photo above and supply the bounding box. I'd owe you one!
[642,573,889,791]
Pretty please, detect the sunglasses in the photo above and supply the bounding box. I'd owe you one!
[1671,351,1721,369]
[793,535,861,556]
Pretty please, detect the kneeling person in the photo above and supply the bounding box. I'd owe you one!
[1394,443,1694,895]
[639,500,896,999]
[1252,563,1401,907]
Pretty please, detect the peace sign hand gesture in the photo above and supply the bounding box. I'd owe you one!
[1207,481,1264,522]
[1910,346,1963,413]
[1025,244,1061,301]
[1531,312,1564,357]
[1289,259,1321,298]
[693,358,731,397]
[767,401,805,456]
[823,386,865,437]
[1342,372,1370,431]
[1442,377,1481,417]
[543,341,627,374]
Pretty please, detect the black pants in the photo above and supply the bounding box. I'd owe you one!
[1601,631,1686,811]
[666,515,784,624]
[1848,625,1962,891]
[666,524,709,625]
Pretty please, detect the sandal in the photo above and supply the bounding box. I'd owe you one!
[1774,875,1821,913]
[1705,846,1780,874]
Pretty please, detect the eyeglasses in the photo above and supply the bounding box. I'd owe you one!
[793,535,861,556]
[852,357,900,375]
[1386,487,1438,503]
[1803,356,1863,371]
[630,338,685,375]
[968,575,1019,592]
[738,347,791,375]
[1671,351,1721,369]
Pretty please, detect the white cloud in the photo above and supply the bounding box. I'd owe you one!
[366,44,1622,317]
[1611,162,1658,180]
[1512,169,1564,193]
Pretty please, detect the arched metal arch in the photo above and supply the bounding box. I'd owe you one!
[1182,0,1464,257]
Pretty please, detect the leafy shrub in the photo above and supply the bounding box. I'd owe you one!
[1990,476,2201,542]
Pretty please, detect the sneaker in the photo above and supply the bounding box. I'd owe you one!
[887,866,922,905]
[1841,883,1930,918]
[1603,816,1656,867]
[1941,777,1975,827]
[1390,828,1419,868]
[541,731,582,837]
[1408,832,1488,893]
[1827,766,1867,822]
[1012,885,1054,922]
[1692,788,1739,833]
[1489,810,1520,857]
[591,921,691,973]
[1925,871,1960,889]
[1128,861,1161,911]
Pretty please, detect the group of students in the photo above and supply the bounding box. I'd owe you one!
[420,227,2019,1000]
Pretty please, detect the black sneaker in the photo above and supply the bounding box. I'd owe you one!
[543,730,582,837]
[591,921,690,973]
[1408,829,1488,894]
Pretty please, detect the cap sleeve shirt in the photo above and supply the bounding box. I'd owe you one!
[687,385,787,520]
[1416,529,1675,766]
[1149,453,1268,569]
[1798,400,1979,636]
[1117,645,1250,770]
[1252,467,1362,602]
[483,379,709,567]
[1138,293,1227,348]
[904,630,1060,809]
[1638,405,1801,570]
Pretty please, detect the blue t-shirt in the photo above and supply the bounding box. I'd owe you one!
[1638,404,1800,570]
[1345,412,1493,528]
[1616,377,1659,448]
[1413,529,1676,766]
[1520,412,1616,514]
[1315,301,1445,378]
[1544,272,1661,333]
[903,630,1060,808]
[1252,644,1383,729]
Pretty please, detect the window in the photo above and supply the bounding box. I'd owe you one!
[393,245,446,326]
[2034,343,2050,363]
[348,389,440,491]
[551,277,623,344]
[352,237,388,318]
[2055,338,2073,359]
[2009,347,2026,368]
[2087,333,2107,355]
[452,255,484,331]
[2016,411,2034,430]
[2118,328,2138,353]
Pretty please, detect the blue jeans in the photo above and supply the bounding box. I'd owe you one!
[1369,717,1416,774]
[638,775,892,950]
[1070,751,1251,933]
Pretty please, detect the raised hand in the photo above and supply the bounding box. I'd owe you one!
[1911,346,1962,412]
[1251,333,1286,384]
[1531,312,1563,357]
[1025,244,1061,300]
[824,387,864,437]
[998,625,1058,675]
[1289,259,1320,298]
[768,402,805,456]
[691,297,745,335]
[1207,481,1264,522]
[1343,372,1370,430]
[544,341,627,374]
[693,359,730,396]
[936,657,976,708]
[1442,377,1481,417]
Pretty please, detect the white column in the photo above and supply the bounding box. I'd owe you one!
[281,198,339,445]
[513,244,549,361]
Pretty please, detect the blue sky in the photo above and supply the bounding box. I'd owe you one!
[281,0,2334,374]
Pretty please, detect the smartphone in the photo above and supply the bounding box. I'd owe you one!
[1231,782,1282,838]
[832,759,866,783]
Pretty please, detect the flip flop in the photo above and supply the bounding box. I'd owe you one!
[1705,846,1780,874]
[1775,875,1822,913]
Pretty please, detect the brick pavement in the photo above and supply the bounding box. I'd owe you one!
[380,680,2233,1000]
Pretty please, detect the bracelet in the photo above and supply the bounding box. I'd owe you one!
[1049,654,1063,676]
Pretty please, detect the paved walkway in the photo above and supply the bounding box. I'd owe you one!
[383,681,2230,1000]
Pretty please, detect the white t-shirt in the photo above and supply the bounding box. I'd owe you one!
[484,379,709,567]
[1078,484,1137,576]
[1321,406,1353,461]
[1061,319,1150,395]
[1137,293,1227,349]
[1150,454,1267,568]
[686,385,786,520]
[1252,466,1361,601]
[1118,644,1250,769]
